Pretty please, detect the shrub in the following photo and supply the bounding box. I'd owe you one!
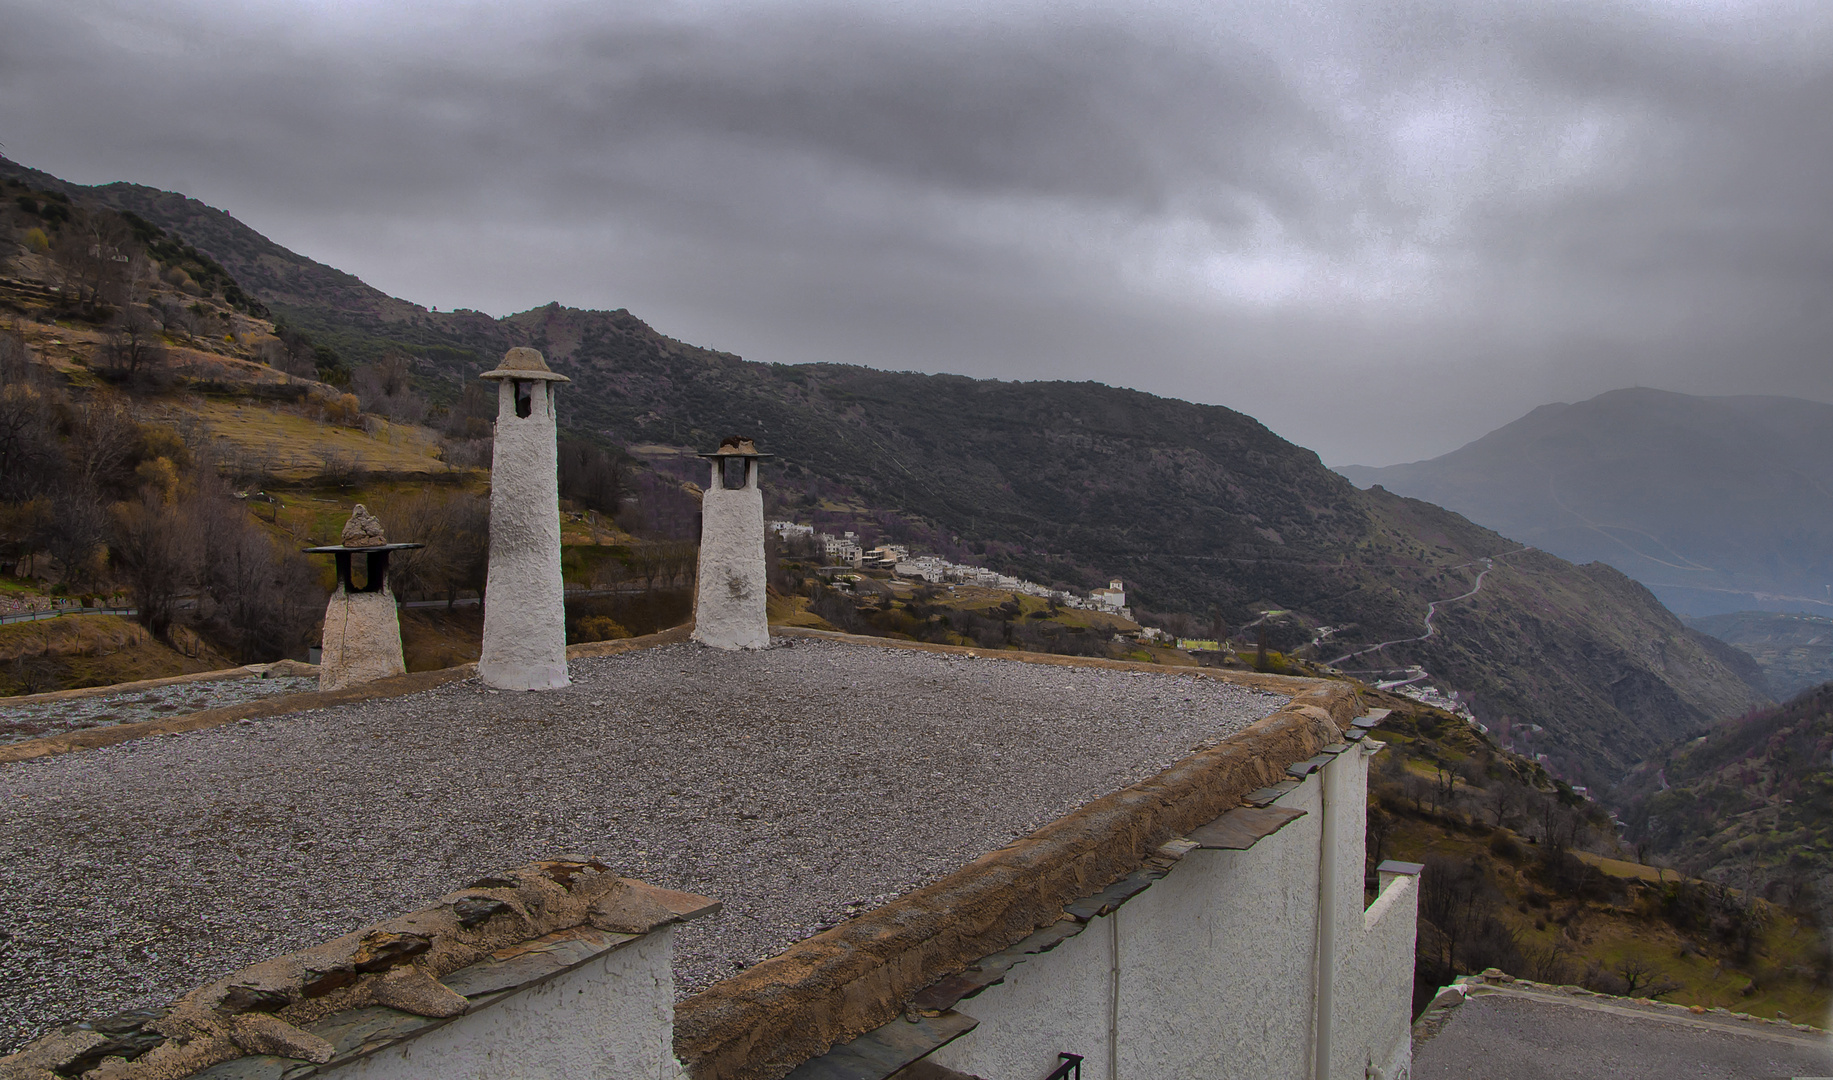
[571,615,632,643]
[23,228,49,254]
[321,393,361,426]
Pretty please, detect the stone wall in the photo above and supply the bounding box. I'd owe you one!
[318,588,405,691]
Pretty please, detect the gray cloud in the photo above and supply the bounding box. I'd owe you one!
[5,0,1833,464]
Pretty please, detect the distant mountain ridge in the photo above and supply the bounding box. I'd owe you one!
[1688,611,1833,700]
[0,155,1771,785]
[1336,388,1833,618]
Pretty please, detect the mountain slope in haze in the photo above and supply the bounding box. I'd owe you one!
[1690,611,1833,700]
[1623,681,1833,913]
[2,156,1770,784]
[1336,388,1833,618]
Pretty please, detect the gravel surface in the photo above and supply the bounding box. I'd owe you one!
[0,675,319,745]
[0,640,1283,1050]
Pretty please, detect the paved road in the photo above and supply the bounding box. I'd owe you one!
[1325,547,1529,668]
[1415,985,1831,1080]
[0,607,136,626]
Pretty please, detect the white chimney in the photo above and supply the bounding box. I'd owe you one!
[478,348,571,690]
[692,436,771,650]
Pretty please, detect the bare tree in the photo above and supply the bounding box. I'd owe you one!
[1430,762,1458,815]
[1486,784,1519,829]
[67,400,140,494]
[1521,940,1572,985]
[198,497,321,662]
[148,296,187,336]
[353,354,426,423]
[103,307,166,380]
[51,211,134,315]
[111,488,204,640]
[40,492,109,590]
[320,450,363,488]
[0,330,60,501]
[374,489,490,604]
[0,498,53,577]
[1616,955,1682,999]
[0,322,29,384]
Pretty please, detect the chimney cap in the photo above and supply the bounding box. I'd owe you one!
[481,347,571,382]
[698,435,774,460]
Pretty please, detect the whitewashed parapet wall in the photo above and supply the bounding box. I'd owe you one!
[478,348,572,690]
[922,731,1418,1080]
[328,927,686,1080]
[0,862,717,1080]
[691,441,770,651]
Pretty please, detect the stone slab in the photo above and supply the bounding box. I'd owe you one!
[1187,805,1308,850]
[783,1012,979,1080]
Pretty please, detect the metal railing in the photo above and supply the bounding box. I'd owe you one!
[1044,1053,1083,1080]
[0,605,137,626]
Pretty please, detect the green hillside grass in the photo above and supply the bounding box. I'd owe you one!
[1368,692,1828,1022]
[0,615,220,699]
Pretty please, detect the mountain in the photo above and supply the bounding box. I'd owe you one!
[1689,611,1833,700]
[1335,388,1833,618]
[1621,682,1833,916]
[0,156,1770,785]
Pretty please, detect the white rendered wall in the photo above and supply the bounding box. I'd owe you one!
[1330,744,1417,1080]
[328,928,681,1080]
[692,459,769,651]
[923,909,1117,1078]
[1337,872,1418,1080]
[319,587,406,691]
[929,743,1418,1080]
[480,380,570,690]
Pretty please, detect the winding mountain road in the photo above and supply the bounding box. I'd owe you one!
[1326,548,1528,668]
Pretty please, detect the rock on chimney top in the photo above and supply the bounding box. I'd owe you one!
[341,505,388,548]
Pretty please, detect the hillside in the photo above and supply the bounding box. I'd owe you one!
[1336,388,1833,618]
[1367,692,1825,1021]
[1690,611,1833,700]
[1621,683,1833,933]
[0,155,1772,785]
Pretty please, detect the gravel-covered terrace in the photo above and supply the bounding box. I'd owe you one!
[0,637,1287,1050]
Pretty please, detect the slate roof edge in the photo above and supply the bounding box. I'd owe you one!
[673,672,1365,1080]
[0,624,698,765]
[0,860,718,1080]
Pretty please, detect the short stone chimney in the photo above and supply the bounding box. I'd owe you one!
[692,436,771,650]
[306,506,419,691]
[478,348,572,690]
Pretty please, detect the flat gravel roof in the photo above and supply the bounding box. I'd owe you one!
[0,674,318,745]
[0,639,1284,1050]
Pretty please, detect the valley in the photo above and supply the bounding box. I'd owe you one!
[0,151,1824,1041]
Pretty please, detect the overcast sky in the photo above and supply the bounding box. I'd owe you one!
[4,0,1831,464]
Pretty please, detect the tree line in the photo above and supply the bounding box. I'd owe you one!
[0,323,319,661]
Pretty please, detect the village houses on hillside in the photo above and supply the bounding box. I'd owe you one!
[771,521,1136,620]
